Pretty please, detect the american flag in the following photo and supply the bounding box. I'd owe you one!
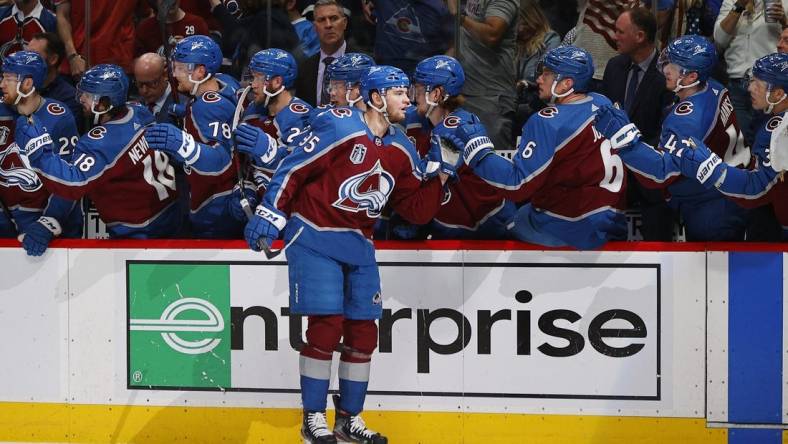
[582,0,639,49]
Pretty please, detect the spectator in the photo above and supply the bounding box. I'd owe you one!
[514,0,560,131]
[289,1,320,58]
[54,0,151,77]
[779,26,788,52]
[207,0,301,77]
[132,53,185,125]
[448,0,518,151]
[181,0,240,39]
[24,31,81,130]
[135,0,209,57]
[294,0,351,106]
[600,7,675,241]
[0,0,56,58]
[714,0,787,146]
[365,0,452,75]
[538,0,577,38]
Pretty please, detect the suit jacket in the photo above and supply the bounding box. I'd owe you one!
[599,53,674,146]
[153,91,189,125]
[294,41,354,107]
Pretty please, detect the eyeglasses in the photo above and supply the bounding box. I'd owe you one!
[135,77,163,89]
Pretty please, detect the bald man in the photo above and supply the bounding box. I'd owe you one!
[133,53,184,125]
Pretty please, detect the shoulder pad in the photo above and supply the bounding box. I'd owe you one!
[201,91,224,104]
[673,101,694,116]
[86,126,108,140]
[45,101,67,116]
[288,99,312,115]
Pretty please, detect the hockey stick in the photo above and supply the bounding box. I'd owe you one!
[158,0,182,128]
[232,85,254,219]
[230,85,300,259]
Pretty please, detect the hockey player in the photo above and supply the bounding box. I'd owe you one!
[244,65,454,443]
[445,46,627,249]
[144,35,250,238]
[595,35,749,241]
[672,53,788,239]
[232,48,314,193]
[410,55,515,239]
[14,64,181,238]
[0,51,82,255]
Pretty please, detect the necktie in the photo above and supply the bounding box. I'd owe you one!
[148,102,156,114]
[624,64,641,113]
[320,56,335,106]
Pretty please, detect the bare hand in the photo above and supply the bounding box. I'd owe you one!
[361,0,375,24]
[446,0,459,16]
[69,55,86,79]
[766,1,786,25]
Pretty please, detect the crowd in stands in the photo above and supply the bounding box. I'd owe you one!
[0,0,786,256]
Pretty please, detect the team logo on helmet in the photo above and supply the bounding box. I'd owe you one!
[46,103,65,116]
[538,107,559,118]
[289,102,309,114]
[202,92,221,103]
[333,159,395,218]
[766,116,783,132]
[674,102,694,116]
[435,59,451,70]
[443,115,461,128]
[88,126,107,140]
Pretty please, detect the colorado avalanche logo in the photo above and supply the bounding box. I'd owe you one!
[88,126,107,140]
[538,107,558,118]
[443,115,461,128]
[674,102,694,116]
[766,116,783,132]
[202,92,221,103]
[331,107,353,118]
[289,102,309,114]
[0,144,43,192]
[47,103,65,116]
[333,160,395,218]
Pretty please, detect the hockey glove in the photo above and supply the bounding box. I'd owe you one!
[145,123,201,165]
[228,184,258,222]
[16,116,54,162]
[18,216,61,256]
[676,136,726,188]
[594,105,641,150]
[244,205,286,252]
[427,134,462,178]
[234,123,280,169]
[168,102,187,118]
[442,116,494,169]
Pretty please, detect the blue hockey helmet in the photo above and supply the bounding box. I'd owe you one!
[2,50,46,89]
[542,46,594,92]
[327,53,375,84]
[752,52,788,91]
[77,64,129,108]
[412,55,465,96]
[659,35,717,82]
[248,48,298,88]
[172,35,222,74]
[360,65,410,103]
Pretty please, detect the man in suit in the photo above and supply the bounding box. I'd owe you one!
[600,7,675,241]
[133,53,184,125]
[294,0,349,107]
